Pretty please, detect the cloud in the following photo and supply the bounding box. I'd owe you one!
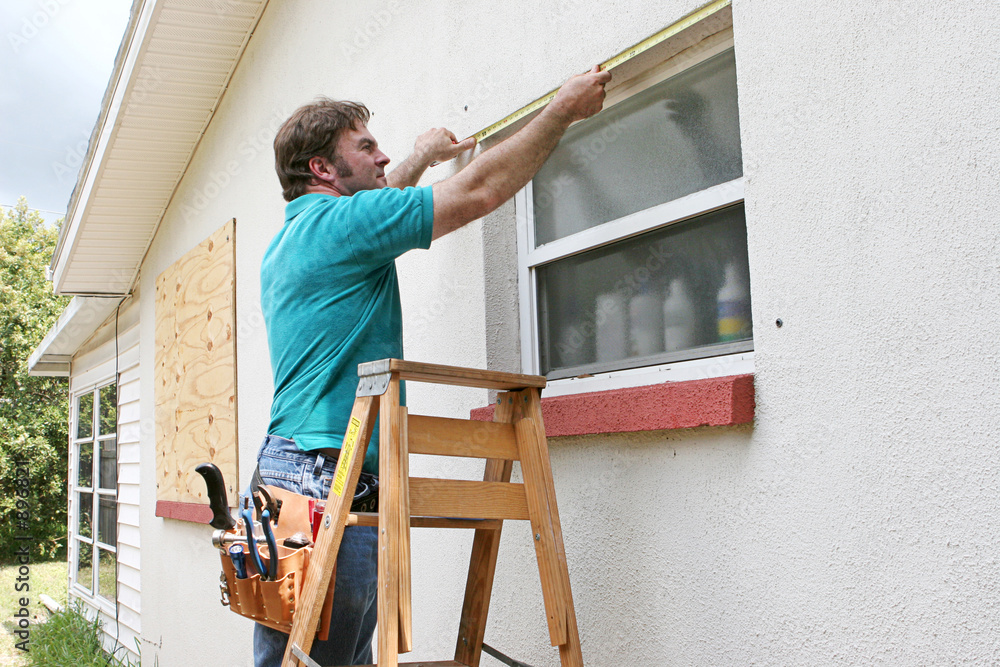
[0,0,131,218]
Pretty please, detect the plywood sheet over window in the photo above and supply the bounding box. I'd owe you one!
[155,220,237,518]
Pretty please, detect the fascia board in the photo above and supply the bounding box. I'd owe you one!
[27,297,123,376]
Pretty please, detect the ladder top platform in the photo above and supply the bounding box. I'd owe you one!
[357,358,546,390]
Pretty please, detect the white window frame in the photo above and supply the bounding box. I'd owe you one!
[69,377,119,613]
[515,31,754,397]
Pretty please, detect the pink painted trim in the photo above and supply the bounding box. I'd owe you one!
[471,374,754,437]
[155,500,214,524]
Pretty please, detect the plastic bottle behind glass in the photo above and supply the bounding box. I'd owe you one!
[717,262,751,342]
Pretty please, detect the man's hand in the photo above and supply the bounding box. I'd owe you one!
[547,65,612,123]
[387,127,476,189]
[415,128,477,167]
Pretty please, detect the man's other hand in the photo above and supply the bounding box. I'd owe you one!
[415,128,476,167]
[548,65,612,123]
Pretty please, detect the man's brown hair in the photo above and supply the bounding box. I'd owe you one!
[273,98,371,202]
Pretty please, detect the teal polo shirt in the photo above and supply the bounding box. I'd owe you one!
[260,186,434,474]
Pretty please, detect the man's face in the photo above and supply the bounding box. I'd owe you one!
[332,125,390,194]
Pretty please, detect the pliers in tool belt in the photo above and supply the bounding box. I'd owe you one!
[260,508,278,580]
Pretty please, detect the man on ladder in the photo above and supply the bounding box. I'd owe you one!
[254,65,611,667]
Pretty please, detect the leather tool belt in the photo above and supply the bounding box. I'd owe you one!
[216,467,378,638]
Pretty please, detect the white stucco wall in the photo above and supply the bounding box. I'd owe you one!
[131,0,999,665]
[727,1,1000,662]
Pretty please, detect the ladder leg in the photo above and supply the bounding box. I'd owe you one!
[397,405,413,654]
[454,392,517,667]
[377,375,403,666]
[515,389,583,667]
[282,394,379,667]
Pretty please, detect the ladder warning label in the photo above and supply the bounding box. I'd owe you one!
[333,417,362,497]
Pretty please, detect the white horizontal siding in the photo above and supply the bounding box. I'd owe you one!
[118,524,140,550]
[117,582,141,616]
[120,462,141,487]
[98,607,140,663]
[118,477,140,504]
[118,401,141,426]
[114,336,142,650]
[117,549,141,588]
[119,441,141,465]
[118,503,140,527]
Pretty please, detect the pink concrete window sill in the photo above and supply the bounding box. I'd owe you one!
[155,500,215,523]
[471,374,754,437]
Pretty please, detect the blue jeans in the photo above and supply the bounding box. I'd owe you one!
[249,435,378,667]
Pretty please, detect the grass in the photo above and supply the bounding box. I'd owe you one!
[1,559,141,667]
[0,559,67,667]
[26,601,135,667]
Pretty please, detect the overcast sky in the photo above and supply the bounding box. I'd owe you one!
[1,0,133,223]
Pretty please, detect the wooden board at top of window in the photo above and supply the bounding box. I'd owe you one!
[154,220,238,508]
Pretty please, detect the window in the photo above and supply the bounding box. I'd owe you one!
[72,382,118,603]
[517,38,751,390]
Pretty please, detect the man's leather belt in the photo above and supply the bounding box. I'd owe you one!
[251,449,378,514]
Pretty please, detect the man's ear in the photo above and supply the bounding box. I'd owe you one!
[308,156,336,185]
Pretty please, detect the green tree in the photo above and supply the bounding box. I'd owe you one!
[0,197,70,561]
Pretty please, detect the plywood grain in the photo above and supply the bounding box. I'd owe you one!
[154,220,238,506]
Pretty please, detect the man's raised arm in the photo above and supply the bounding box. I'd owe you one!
[431,66,611,240]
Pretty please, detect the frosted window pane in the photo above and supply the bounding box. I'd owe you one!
[533,49,742,245]
[536,205,751,377]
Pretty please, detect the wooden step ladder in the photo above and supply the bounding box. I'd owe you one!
[282,359,583,667]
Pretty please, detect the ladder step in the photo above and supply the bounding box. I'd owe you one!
[347,513,502,530]
[329,662,469,667]
[410,478,530,521]
[408,415,519,460]
[358,358,546,390]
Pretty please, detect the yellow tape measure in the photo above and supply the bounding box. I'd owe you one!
[472,0,731,143]
[332,416,362,497]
